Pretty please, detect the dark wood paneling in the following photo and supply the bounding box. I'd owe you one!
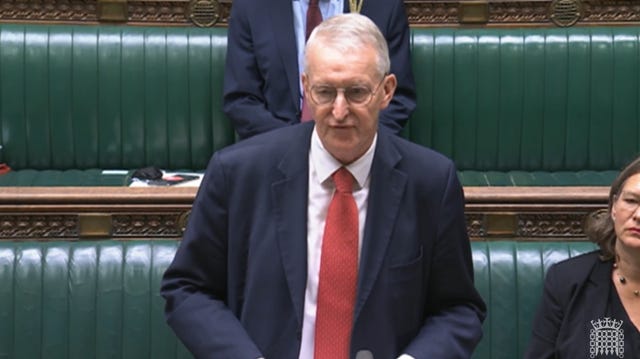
[0,186,608,240]
[0,1,638,28]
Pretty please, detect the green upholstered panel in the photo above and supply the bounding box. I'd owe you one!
[0,24,234,171]
[121,30,147,167]
[457,169,619,186]
[49,28,76,169]
[0,27,27,166]
[0,240,192,359]
[2,25,639,185]
[470,240,597,359]
[0,239,598,359]
[409,27,640,174]
[0,169,129,186]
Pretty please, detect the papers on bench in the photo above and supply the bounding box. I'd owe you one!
[129,171,203,187]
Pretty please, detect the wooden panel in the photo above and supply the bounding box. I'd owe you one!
[464,186,608,240]
[0,187,196,240]
[0,186,609,240]
[0,1,638,28]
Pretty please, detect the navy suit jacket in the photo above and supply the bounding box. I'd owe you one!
[223,0,416,139]
[161,122,485,359]
[525,251,638,358]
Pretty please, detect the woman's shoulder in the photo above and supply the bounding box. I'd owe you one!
[546,250,604,284]
[536,251,605,308]
[553,250,601,268]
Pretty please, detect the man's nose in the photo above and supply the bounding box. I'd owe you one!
[331,91,350,120]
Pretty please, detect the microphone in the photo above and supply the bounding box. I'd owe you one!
[355,350,374,359]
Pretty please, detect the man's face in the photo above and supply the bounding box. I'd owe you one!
[302,44,396,164]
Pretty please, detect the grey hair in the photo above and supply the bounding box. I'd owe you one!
[304,13,390,78]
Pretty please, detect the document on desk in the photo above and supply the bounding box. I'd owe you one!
[129,171,203,187]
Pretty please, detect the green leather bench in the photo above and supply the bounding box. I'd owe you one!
[0,24,638,186]
[406,27,640,185]
[0,25,234,186]
[0,239,597,359]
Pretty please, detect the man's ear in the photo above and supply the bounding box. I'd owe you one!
[379,74,397,109]
[301,73,309,92]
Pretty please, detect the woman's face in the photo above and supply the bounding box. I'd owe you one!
[612,173,640,253]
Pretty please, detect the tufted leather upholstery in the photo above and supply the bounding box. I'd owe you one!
[0,239,597,359]
[407,27,640,185]
[1,24,639,185]
[0,240,188,359]
[470,240,596,358]
[0,24,233,186]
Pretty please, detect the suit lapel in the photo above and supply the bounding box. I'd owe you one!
[584,259,613,317]
[354,133,407,321]
[269,0,303,112]
[270,127,408,327]
[561,257,612,357]
[271,123,315,328]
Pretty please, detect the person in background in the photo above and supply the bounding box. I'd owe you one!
[162,13,484,359]
[223,0,416,140]
[525,157,640,358]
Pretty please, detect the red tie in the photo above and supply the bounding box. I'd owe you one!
[314,167,359,359]
[301,0,323,122]
[306,0,323,41]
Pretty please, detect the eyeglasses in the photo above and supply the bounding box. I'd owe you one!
[615,192,640,213]
[307,75,387,106]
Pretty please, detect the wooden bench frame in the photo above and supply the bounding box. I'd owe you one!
[0,186,608,241]
[1,1,638,28]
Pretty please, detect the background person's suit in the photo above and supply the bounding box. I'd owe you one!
[161,122,486,359]
[223,0,416,139]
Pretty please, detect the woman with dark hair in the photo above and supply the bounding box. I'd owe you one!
[525,157,640,358]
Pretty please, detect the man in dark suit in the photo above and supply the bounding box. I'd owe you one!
[162,13,485,359]
[223,0,416,140]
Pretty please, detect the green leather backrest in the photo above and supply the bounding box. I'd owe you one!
[0,240,190,359]
[470,240,596,359]
[0,239,597,359]
[2,24,639,174]
[0,24,233,170]
[408,27,640,172]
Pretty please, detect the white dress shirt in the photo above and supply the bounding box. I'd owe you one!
[293,129,415,359]
[298,128,375,358]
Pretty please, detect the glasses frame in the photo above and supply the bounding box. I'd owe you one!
[307,74,388,107]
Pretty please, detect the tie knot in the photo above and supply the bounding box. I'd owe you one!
[332,167,354,193]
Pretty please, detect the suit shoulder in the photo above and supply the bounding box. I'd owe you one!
[546,250,602,283]
[550,250,601,270]
[387,133,454,166]
[228,0,275,18]
[216,124,309,161]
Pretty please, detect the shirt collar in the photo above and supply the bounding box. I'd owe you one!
[310,127,377,189]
